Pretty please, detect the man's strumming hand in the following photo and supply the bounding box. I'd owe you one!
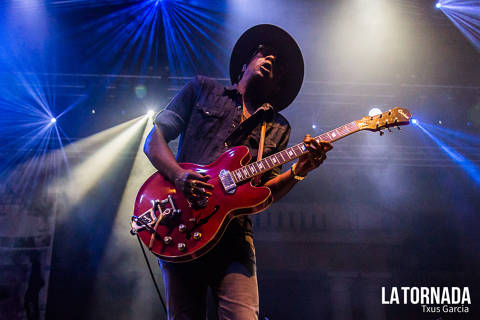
[173,169,214,204]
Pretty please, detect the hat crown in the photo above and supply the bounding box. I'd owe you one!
[229,24,304,111]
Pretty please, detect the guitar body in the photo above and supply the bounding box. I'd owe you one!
[133,146,272,262]
[132,107,412,263]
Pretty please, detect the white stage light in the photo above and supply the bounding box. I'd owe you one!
[368,108,382,117]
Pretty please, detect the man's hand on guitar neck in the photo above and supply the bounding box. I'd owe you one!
[294,134,333,177]
[264,134,332,202]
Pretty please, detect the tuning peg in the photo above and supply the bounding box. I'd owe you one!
[388,127,392,133]
[379,130,384,136]
[393,119,400,131]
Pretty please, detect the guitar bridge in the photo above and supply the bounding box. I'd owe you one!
[219,169,236,194]
[130,195,181,235]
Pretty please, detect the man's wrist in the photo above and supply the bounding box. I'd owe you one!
[290,163,306,181]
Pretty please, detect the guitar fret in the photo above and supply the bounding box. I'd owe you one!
[286,149,293,159]
[265,157,272,168]
[258,161,265,170]
[295,145,301,154]
[319,133,329,141]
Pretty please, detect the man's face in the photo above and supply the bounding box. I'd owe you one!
[242,51,280,94]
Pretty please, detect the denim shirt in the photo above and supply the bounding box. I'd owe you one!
[154,75,291,235]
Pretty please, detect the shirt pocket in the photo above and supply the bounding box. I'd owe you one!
[189,103,225,139]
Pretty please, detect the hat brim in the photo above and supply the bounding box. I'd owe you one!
[229,24,304,111]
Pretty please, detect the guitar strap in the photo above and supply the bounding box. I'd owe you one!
[224,103,273,147]
[257,121,267,161]
[252,121,267,186]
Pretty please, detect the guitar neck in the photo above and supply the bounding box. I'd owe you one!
[230,121,361,184]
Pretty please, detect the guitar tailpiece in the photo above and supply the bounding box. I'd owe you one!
[130,195,181,235]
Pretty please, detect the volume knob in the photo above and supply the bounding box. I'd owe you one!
[193,232,202,240]
[178,224,187,232]
[163,236,172,244]
[177,243,186,252]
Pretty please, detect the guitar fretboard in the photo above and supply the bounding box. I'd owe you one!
[230,121,360,183]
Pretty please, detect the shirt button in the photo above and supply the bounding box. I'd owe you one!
[232,123,236,128]
[224,142,228,147]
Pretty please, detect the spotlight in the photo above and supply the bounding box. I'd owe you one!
[435,2,442,8]
[312,124,317,129]
[50,117,57,123]
[147,110,154,118]
[411,118,418,125]
[368,108,382,117]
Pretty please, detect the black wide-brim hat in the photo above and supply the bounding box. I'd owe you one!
[229,24,304,111]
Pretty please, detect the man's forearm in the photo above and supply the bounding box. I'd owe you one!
[264,169,299,202]
[144,126,182,182]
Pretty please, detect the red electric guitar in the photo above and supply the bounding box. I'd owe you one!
[131,107,412,262]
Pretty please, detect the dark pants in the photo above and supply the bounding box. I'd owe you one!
[159,230,259,320]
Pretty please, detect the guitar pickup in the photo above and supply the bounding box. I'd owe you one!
[219,169,236,194]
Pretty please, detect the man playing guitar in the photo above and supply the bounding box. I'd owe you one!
[143,24,331,320]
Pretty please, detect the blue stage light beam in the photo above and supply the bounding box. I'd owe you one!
[74,1,163,75]
[420,121,480,147]
[159,0,228,78]
[437,0,480,51]
[0,72,76,189]
[71,0,228,77]
[0,2,86,193]
[416,123,480,186]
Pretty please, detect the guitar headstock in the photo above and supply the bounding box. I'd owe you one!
[355,107,412,133]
